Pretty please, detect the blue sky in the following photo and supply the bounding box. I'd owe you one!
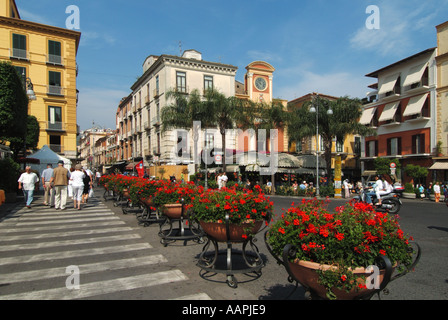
[16,0,448,131]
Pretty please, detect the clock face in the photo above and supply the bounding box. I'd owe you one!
[254,77,267,91]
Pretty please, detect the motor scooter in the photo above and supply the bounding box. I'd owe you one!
[354,187,402,214]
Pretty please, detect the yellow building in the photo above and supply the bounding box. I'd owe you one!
[0,0,81,160]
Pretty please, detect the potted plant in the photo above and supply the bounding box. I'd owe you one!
[402,183,416,199]
[152,181,197,219]
[128,178,161,207]
[265,198,419,300]
[191,185,273,242]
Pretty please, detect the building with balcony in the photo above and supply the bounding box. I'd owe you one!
[115,49,239,178]
[77,127,114,170]
[0,0,81,160]
[360,47,438,184]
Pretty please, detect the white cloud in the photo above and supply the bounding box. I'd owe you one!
[77,87,129,130]
[80,31,116,48]
[349,1,438,56]
[247,50,282,63]
[18,9,54,26]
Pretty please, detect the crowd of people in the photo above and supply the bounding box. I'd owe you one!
[18,161,98,210]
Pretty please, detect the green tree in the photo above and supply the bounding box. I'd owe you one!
[286,95,376,183]
[247,100,288,194]
[374,157,401,182]
[202,90,246,173]
[0,61,28,160]
[161,88,209,174]
[404,164,428,185]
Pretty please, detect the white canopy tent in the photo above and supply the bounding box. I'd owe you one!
[27,145,72,185]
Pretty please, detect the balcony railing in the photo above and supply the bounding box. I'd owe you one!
[45,121,66,131]
[10,48,29,60]
[47,54,64,65]
[47,85,64,96]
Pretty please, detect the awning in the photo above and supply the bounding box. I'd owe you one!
[378,73,400,94]
[359,107,377,125]
[378,101,400,122]
[429,162,448,170]
[403,93,428,117]
[362,170,377,176]
[403,63,428,87]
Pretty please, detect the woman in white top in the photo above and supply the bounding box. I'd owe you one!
[70,164,85,210]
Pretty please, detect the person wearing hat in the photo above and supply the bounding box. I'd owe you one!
[41,163,54,206]
[50,160,70,210]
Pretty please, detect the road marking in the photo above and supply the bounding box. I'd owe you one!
[0,243,153,266]
[0,226,135,241]
[0,255,168,284]
[0,270,188,300]
[0,234,142,252]
[0,221,126,233]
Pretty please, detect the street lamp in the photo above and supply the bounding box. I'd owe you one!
[21,71,36,168]
[309,93,332,197]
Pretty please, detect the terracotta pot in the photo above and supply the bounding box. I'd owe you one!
[122,189,130,199]
[288,259,390,300]
[140,197,154,207]
[162,203,184,219]
[200,220,263,242]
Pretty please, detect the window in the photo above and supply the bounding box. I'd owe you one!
[177,131,188,157]
[48,106,62,130]
[48,40,62,64]
[354,137,361,155]
[176,71,186,93]
[296,141,302,153]
[205,132,214,150]
[367,140,378,157]
[336,139,344,153]
[12,33,27,59]
[14,66,26,79]
[49,135,62,153]
[155,75,159,97]
[387,137,401,156]
[48,71,62,95]
[412,134,425,154]
[204,75,213,92]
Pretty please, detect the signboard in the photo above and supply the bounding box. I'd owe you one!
[390,162,396,168]
[334,155,342,199]
[214,154,222,165]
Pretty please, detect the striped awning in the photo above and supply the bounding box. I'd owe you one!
[429,162,448,170]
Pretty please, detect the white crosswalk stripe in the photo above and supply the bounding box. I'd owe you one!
[0,198,212,300]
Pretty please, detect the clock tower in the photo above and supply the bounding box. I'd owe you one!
[244,61,275,103]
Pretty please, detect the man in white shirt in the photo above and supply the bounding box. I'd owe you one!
[18,166,39,209]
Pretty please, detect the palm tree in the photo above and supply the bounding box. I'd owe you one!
[287,95,376,183]
[248,100,288,194]
[202,90,245,173]
[161,89,207,174]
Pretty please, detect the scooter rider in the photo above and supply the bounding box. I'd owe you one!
[365,175,391,205]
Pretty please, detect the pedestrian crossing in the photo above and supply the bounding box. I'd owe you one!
[0,196,212,300]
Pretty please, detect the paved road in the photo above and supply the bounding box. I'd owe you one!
[0,190,447,301]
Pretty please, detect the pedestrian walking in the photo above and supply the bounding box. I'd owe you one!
[418,184,425,201]
[82,169,92,204]
[434,182,441,203]
[51,160,70,210]
[343,179,350,198]
[41,163,54,207]
[18,166,39,209]
[70,164,85,210]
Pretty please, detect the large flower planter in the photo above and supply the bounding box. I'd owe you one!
[196,214,267,288]
[199,220,263,243]
[158,203,204,247]
[286,258,391,300]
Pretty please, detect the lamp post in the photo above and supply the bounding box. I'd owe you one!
[309,93,332,197]
[21,71,36,169]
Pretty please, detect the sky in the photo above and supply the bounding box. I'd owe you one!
[15,0,448,131]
